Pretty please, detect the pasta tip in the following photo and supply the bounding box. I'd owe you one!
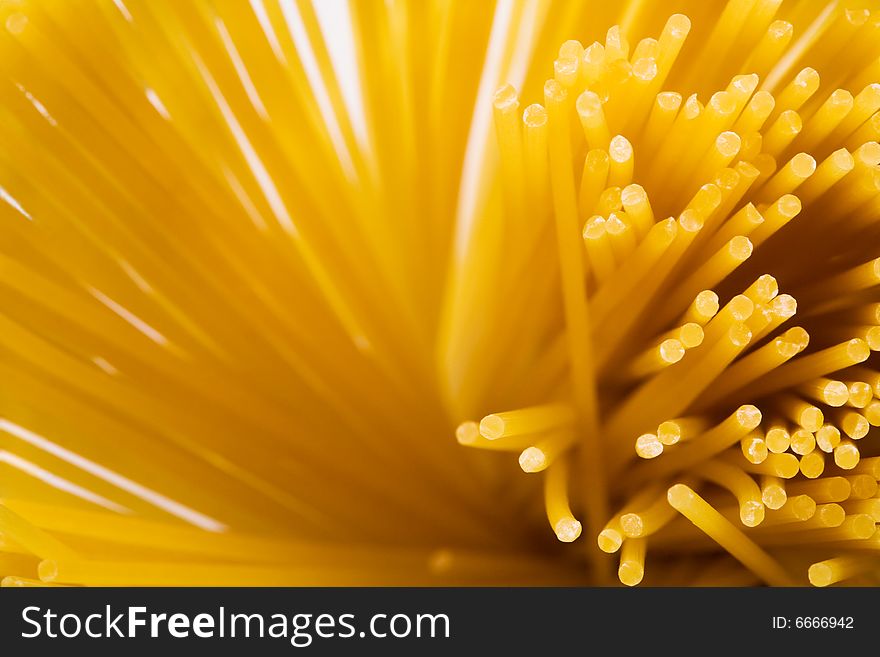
[3,0,880,588]
[554,517,583,543]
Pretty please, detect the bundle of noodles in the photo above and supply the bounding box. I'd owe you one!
[0,0,878,587]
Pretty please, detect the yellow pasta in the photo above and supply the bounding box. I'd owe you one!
[544,457,582,543]
[479,403,574,440]
[617,537,646,586]
[0,0,878,588]
[798,451,825,479]
[816,423,842,453]
[759,475,786,510]
[666,484,792,586]
[741,433,769,465]
[845,474,878,500]
[761,495,816,527]
[809,556,877,587]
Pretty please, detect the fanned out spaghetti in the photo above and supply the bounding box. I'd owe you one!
[0,0,878,587]
[457,2,880,586]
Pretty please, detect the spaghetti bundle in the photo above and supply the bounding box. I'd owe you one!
[461,2,880,586]
[0,0,878,586]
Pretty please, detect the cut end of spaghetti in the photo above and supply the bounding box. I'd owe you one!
[808,563,834,588]
[740,500,765,527]
[598,528,623,554]
[620,513,644,538]
[455,421,480,445]
[479,415,505,440]
[518,447,548,473]
[554,517,582,543]
[618,561,644,587]
[635,433,663,459]
[736,405,763,431]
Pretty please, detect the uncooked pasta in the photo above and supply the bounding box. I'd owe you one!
[0,0,879,587]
